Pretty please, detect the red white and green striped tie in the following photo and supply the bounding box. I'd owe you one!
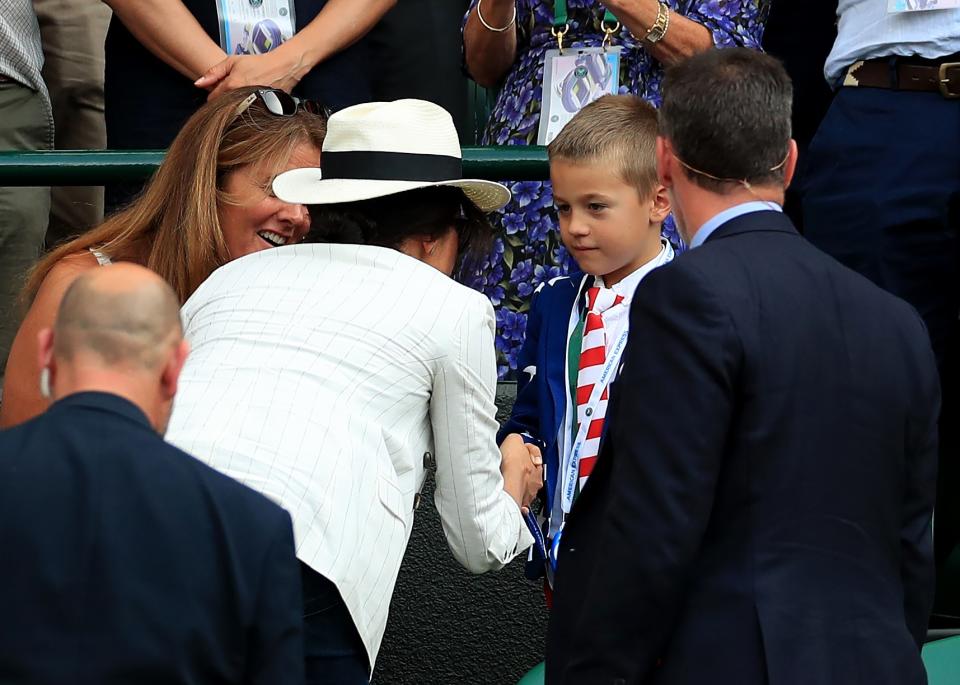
[574,285,624,491]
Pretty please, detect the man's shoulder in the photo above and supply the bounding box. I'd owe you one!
[85,411,288,525]
[676,230,929,341]
[634,252,715,302]
[109,421,286,523]
[0,408,288,559]
[792,240,922,323]
[162,441,288,522]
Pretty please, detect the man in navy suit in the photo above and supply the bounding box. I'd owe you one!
[0,264,304,684]
[546,48,939,685]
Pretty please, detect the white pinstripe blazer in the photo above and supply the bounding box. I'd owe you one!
[165,244,533,669]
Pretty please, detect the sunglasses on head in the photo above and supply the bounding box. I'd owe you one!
[235,88,331,120]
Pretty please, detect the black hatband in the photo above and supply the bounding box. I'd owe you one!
[322,150,462,183]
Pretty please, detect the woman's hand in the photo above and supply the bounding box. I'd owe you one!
[500,432,544,510]
[196,0,395,100]
[601,0,714,65]
[195,46,308,100]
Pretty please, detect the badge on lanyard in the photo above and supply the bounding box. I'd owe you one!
[537,1,623,145]
[217,0,297,56]
[888,0,960,11]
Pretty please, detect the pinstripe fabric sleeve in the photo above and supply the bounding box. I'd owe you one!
[430,292,535,572]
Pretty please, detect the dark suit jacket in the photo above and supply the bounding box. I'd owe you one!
[0,392,304,685]
[546,211,939,685]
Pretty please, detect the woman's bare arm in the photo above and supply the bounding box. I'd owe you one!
[0,254,99,428]
[103,0,227,80]
[196,0,397,98]
[463,0,518,88]
[604,0,714,65]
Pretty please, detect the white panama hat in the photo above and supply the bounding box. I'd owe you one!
[273,99,512,213]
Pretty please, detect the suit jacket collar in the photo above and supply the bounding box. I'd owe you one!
[50,391,153,430]
[538,273,589,511]
[704,209,798,244]
[543,272,589,421]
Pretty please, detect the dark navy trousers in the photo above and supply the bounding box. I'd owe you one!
[300,562,369,684]
[803,85,960,601]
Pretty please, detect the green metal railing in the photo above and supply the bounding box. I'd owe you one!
[0,147,549,186]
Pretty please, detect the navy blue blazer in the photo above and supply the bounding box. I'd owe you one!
[546,211,939,685]
[0,392,304,685]
[499,272,589,541]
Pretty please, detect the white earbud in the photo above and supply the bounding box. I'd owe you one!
[39,367,52,400]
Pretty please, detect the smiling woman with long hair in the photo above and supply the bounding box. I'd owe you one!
[0,86,326,428]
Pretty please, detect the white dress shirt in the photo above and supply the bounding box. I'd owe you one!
[166,243,533,670]
[825,0,960,86]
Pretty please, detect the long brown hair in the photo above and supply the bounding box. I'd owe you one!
[27,86,327,303]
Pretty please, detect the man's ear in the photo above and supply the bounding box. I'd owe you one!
[782,139,800,190]
[656,136,674,188]
[160,339,190,401]
[648,183,672,224]
[36,328,55,400]
[37,328,54,371]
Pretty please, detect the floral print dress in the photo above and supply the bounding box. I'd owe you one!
[460,0,770,376]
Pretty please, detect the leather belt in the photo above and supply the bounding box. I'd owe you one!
[843,57,960,99]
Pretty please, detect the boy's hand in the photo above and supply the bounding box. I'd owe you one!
[500,433,544,510]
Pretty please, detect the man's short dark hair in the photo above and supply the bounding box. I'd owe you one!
[659,48,793,193]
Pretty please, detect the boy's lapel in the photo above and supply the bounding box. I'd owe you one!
[545,274,586,439]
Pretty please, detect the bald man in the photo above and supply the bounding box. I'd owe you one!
[0,264,305,685]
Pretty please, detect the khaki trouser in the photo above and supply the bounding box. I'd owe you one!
[33,0,111,246]
[0,82,53,385]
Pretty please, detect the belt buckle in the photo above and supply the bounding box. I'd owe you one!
[938,62,960,99]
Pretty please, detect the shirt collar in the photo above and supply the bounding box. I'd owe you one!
[689,201,783,249]
[596,239,674,298]
[49,391,153,430]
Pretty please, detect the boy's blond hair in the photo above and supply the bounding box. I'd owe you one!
[548,94,659,199]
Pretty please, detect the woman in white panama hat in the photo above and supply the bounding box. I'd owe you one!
[165,99,543,683]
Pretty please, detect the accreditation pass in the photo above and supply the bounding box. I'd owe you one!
[888,0,960,11]
[217,0,297,56]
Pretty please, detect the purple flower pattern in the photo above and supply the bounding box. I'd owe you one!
[461,0,770,376]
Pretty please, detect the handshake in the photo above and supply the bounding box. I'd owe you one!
[499,433,544,512]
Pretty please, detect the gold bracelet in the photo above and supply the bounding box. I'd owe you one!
[477,0,517,33]
[644,2,670,44]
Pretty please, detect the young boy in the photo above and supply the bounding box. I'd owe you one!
[499,94,673,593]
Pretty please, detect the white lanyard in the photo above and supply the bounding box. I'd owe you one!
[551,275,591,535]
[560,324,628,513]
